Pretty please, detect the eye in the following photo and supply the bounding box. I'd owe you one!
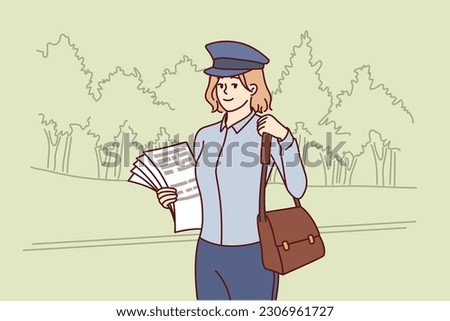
[217,83,224,89]
[231,83,238,89]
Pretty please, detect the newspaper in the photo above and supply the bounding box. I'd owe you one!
[128,142,202,232]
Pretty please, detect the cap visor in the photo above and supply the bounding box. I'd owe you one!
[203,67,249,77]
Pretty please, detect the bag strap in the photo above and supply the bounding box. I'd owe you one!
[259,133,301,222]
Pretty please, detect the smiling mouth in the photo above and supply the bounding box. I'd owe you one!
[223,98,234,102]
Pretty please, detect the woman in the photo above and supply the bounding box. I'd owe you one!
[157,41,307,300]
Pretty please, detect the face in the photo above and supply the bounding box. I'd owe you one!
[216,76,256,112]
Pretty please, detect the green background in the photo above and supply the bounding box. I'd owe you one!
[1,1,449,300]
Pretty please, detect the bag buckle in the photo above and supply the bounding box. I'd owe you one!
[282,241,289,251]
[308,235,315,244]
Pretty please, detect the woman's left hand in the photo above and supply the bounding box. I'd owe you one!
[257,115,289,140]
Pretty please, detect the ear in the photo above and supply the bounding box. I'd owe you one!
[249,84,258,95]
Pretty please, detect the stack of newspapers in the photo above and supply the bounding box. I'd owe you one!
[128,142,202,232]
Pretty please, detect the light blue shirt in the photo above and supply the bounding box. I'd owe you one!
[194,111,307,245]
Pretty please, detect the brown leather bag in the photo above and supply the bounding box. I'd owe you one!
[257,133,325,275]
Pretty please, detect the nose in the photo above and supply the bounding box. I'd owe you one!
[223,84,228,95]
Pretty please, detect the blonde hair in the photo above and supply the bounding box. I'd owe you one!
[204,69,272,113]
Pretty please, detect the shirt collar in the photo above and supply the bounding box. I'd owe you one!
[220,110,256,134]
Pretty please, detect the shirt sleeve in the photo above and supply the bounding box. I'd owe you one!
[269,128,307,199]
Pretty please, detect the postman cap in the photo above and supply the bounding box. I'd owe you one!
[204,40,270,77]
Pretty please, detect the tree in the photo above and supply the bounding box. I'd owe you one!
[87,66,173,180]
[34,34,95,173]
[154,55,218,143]
[271,31,336,185]
[320,65,414,186]
[35,33,179,180]
[366,130,400,186]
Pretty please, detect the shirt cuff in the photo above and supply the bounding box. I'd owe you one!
[278,128,294,150]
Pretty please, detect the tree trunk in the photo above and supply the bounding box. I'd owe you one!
[94,145,110,180]
[370,142,388,186]
[116,131,132,180]
[387,149,397,187]
[61,135,73,174]
[340,153,358,185]
[347,158,358,185]
[43,128,61,172]
[319,152,337,186]
[113,136,121,179]
[106,130,135,180]
[333,159,345,185]
[104,144,116,180]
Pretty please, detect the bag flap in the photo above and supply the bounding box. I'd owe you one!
[265,206,320,246]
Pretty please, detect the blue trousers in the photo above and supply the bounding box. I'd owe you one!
[195,238,279,300]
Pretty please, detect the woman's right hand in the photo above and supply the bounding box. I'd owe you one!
[157,187,178,209]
